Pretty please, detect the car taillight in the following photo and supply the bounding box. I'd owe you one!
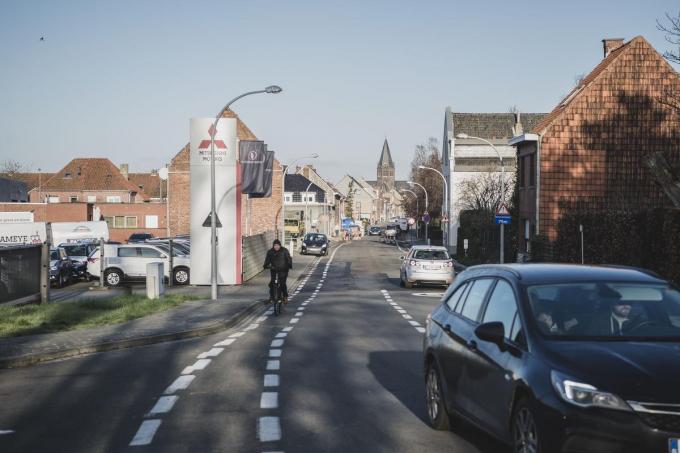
[409,260,417,266]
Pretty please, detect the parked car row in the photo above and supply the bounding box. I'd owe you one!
[88,242,191,287]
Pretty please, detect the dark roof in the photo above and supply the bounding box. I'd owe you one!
[284,174,326,202]
[461,263,664,285]
[364,180,409,191]
[377,139,394,168]
[453,113,546,140]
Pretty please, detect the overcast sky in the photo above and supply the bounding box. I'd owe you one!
[1,0,678,183]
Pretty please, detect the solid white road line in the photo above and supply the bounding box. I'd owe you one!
[269,349,282,358]
[266,360,280,370]
[260,392,279,409]
[148,395,179,415]
[164,375,195,395]
[270,339,285,347]
[129,420,162,446]
[214,338,236,347]
[0,430,14,435]
[197,348,224,359]
[264,374,280,387]
[258,417,281,442]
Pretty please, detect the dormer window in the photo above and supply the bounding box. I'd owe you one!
[63,172,72,178]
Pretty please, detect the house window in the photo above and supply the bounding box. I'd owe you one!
[114,216,125,228]
[292,192,302,203]
[302,193,315,203]
[284,193,292,203]
[109,216,138,228]
[104,217,113,228]
[106,195,122,203]
[87,195,97,203]
[48,196,60,203]
[529,154,536,187]
[125,216,138,228]
[69,196,78,203]
[145,215,158,228]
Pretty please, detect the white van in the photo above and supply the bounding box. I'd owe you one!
[87,243,190,286]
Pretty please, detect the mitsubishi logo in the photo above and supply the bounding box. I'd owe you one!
[198,124,227,150]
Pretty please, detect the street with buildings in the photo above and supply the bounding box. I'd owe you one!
[2,3,680,452]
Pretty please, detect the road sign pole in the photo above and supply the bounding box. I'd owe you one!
[500,222,504,264]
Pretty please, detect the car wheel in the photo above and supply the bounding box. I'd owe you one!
[425,362,450,430]
[105,269,122,287]
[173,268,190,285]
[512,398,542,453]
[58,273,64,288]
[405,280,413,289]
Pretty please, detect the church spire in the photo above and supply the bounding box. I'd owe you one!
[377,139,394,168]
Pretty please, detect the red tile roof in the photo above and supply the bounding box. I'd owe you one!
[40,158,148,198]
[128,173,166,199]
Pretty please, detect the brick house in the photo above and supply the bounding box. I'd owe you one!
[167,109,283,238]
[510,37,680,256]
[0,158,168,242]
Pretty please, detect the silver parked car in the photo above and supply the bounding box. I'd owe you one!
[399,245,455,288]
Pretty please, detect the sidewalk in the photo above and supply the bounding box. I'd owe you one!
[0,253,317,369]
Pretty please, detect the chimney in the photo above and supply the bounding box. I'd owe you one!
[119,163,129,179]
[512,112,523,137]
[602,38,625,58]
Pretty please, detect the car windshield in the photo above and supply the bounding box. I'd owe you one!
[305,234,326,243]
[413,250,449,260]
[61,245,89,256]
[527,282,680,340]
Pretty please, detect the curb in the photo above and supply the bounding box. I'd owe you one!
[0,257,318,369]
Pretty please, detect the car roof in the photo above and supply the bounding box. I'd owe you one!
[460,263,666,285]
[410,245,448,251]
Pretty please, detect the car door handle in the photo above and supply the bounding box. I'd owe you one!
[466,340,477,351]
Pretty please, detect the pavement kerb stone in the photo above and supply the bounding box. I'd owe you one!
[0,257,317,369]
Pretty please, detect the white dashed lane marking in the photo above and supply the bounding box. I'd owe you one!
[129,420,162,446]
[197,348,224,359]
[147,395,179,416]
[181,358,211,375]
[267,360,280,370]
[381,289,426,335]
[260,392,279,409]
[264,374,280,387]
[164,375,195,395]
[258,416,282,442]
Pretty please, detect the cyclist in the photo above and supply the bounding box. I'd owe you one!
[263,239,293,305]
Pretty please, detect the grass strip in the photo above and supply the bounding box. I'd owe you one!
[0,294,198,338]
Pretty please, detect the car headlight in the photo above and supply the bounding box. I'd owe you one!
[551,370,631,411]
[50,265,57,271]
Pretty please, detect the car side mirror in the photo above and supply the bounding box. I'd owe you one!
[475,321,505,349]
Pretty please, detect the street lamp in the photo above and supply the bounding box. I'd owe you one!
[408,180,429,244]
[400,189,419,240]
[303,180,314,235]
[456,132,506,263]
[208,85,282,301]
[417,165,449,246]
[280,154,319,243]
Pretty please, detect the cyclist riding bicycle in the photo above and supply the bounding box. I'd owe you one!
[263,239,293,305]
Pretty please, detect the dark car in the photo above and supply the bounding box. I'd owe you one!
[50,247,73,287]
[59,242,98,280]
[128,232,154,243]
[301,233,329,256]
[423,264,680,453]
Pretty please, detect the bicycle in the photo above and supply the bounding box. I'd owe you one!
[273,270,284,316]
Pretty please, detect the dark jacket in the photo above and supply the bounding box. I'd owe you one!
[264,247,292,272]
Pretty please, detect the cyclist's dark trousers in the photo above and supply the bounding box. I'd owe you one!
[269,270,289,300]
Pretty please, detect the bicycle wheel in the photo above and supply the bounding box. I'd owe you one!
[274,299,282,316]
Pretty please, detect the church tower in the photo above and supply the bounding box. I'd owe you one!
[376,139,395,192]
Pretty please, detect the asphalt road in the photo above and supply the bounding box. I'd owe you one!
[0,238,508,453]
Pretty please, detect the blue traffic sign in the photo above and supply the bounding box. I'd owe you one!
[495,215,511,225]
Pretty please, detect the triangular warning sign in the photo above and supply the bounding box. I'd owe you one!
[203,213,222,228]
[497,203,510,216]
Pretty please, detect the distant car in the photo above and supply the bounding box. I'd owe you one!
[423,264,680,453]
[87,243,190,286]
[400,245,454,288]
[382,225,398,243]
[50,247,73,287]
[59,242,98,280]
[128,232,154,243]
[368,226,383,236]
[301,233,330,256]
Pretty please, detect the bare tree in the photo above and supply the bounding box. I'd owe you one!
[455,168,514,213]
[0,160,26,175]
[403,138,443,218]
[658,11,680,65]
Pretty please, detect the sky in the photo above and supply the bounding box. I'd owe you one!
[1,0,679,183]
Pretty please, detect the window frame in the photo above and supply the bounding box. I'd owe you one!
[444,282,469,312]
[480,278,520,340]
[459,278,495,322]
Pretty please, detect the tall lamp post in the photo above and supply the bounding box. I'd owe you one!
[208,85,282,301]
[417,165,448,246]
[400,189,419,240]
[408,180,428,244]
[456,133,506,263]
[280,155,319,242]
[303,180,314,235]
